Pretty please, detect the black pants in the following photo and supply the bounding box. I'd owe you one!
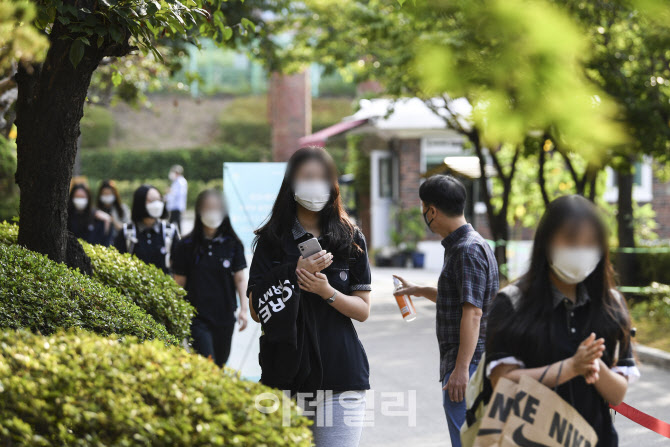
[191,318,235,367]
[169,209,182,232]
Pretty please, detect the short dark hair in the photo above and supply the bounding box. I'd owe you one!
[419,175,466,217]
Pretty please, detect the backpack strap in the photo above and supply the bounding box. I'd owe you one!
[162,221,179,269]
[122,222,137,254]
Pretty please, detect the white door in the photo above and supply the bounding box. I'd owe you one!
[370,150,395,249]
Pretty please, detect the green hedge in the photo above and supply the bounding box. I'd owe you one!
[0,223,194,340]
[83,242,194,340]
[0,243,177,345]
[0,329,312,446]
[104,178,223,210]
[0,136,19,222]
[80,146,263,182]
[630,282,670,321]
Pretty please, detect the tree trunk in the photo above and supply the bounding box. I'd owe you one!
[14,31,103,271]
[616,166,637,286]
[470,131,510,279]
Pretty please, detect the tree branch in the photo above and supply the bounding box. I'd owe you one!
[538,145,551,207]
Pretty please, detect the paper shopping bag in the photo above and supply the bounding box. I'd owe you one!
[474,375,598,447]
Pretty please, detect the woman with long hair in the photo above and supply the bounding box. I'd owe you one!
[114,184,179,273]
[172,189,248,367]
[486,195,639,446]
[67,183,113,246]
[96,180,130,239]
[247,147,372,447]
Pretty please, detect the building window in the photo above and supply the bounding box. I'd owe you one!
[603,157,653,203]
[378,157,393,198]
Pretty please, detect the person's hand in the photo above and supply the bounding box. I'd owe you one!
[94,210,112,223]
[237,309,248,331]
[393,275,421,297]
[583,359,601,385]
[568,333,605,380]
[296,250,333,274]
[444,364,469,402]
[296,269,335,299]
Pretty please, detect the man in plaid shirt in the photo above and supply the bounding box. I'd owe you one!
[395,175,498,447]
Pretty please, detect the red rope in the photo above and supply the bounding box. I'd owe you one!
[610,402,670,439]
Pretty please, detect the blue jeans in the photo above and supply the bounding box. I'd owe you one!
[442,363,478,447]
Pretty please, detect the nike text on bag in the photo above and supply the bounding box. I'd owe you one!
[472,375,597,447]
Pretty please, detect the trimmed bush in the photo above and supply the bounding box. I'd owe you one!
[104,178,223,210]
[0,330,312,446]
[82,242,195,340]
[0,136,18,222]
[80,146,260,182]
[630,282,670,321]
[0,243,177,345]
[0,223,194,340]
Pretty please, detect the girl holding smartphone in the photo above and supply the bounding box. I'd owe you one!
[248,147,372,447]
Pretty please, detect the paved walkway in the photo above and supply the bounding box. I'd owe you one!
[227,266,670,446]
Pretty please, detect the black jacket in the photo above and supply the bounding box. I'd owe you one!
[250,262,322,393]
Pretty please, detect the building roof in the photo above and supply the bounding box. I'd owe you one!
[348,97,472,131]
[299,97,472,147]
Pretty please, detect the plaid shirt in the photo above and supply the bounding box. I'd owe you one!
[436,224,498,380]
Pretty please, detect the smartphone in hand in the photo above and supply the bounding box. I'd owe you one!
[298,237,323,258]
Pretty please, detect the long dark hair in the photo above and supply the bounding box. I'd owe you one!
[253,146,360,259]
[68,183,94,225]
[188,189,241,253]
[96,179,126,219]
[130,184,167,223]
[489,195,631,366]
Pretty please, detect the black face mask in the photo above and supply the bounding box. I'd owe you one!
[423,208,435,232]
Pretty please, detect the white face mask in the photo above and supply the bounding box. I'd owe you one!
[72,197,88,211]
[201,210,224,229]
[294,180,331,212]
[100,194,116,206]
[146,200,164,219]
[550,247,602,285]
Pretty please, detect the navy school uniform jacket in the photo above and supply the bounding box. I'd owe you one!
[113,221,179,273]
[247,220,372,394]
[68,211,113,246]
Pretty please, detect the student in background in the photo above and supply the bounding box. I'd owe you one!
[67,183,113,246]
[96,180,130,241]
[486,195,638,446]
[166,164,187,232]
[173,189,248,367]
[114,184,179,273]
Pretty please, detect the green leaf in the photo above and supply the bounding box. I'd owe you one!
[57,16,70,25]
[97,35,104,48]
[77,36,90,46]
[222,26,233,40]
[111,71,123,87]
[241,17,255,32]
[69,39,85,68]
